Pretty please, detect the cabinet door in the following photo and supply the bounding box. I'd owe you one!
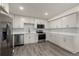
[63,35,75,52]
[30,33,37,43]
[46,33,52,40]
[63,14,76,28]
[55,19,63,28]
[1,3,9,13]
[24,33,30,44]
[24,24,37,44]
[51,33,57,44]
[24,18,35,24]
[57,34,64,46]
[13,16,24,28]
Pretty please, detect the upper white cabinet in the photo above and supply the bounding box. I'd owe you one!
[13,15,24,28]
[12,14,48,29]
[24,17,35,24]
[62,14,77,28]
[0,3,12,23]
[49,13,77,28]
[0,3,9,13]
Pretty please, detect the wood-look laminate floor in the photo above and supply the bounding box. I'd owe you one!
[13,41,79,56]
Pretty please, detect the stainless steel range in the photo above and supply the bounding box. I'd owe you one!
[37,24,46,43]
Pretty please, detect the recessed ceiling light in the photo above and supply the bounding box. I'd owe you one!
[44,12,48,16]
[19,6,24,10]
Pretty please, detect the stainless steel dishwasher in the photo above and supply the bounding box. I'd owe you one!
[14,34,24,47]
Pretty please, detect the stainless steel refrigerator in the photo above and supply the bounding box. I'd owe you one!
[0,13,13,56]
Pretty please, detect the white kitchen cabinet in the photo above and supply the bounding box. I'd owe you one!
[62,14,77,28]
[50,19,64,28]
[48,33,55,43]
[58,36,65,47]
[56,34,63,46]
[53,34,58,44]
[49,13,77,28]
[46,32,52,41]
[63,35,75,53]
[74,35,79,52]
[29,33,38,43]
[48,32,77,53]
[61,13,76,28]
[13,15,24,28]
[49,21,56,28]
[13,15,35,28]
[50,33,64,46]
[24,33,29,44]
[24,33,37,44]
[48,11,78,53]
[0,3,9,13]
[54,19,62,28]
[12,14,49,29]
[24,23,37,44]
[24,17,35,24]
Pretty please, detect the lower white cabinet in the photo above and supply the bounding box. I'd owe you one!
[24,33,38,44]
[48,33,77,53]
[30,33,38,43]
[62,35,75,53]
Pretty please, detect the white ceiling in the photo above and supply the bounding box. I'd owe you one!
[9,3,79,20]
